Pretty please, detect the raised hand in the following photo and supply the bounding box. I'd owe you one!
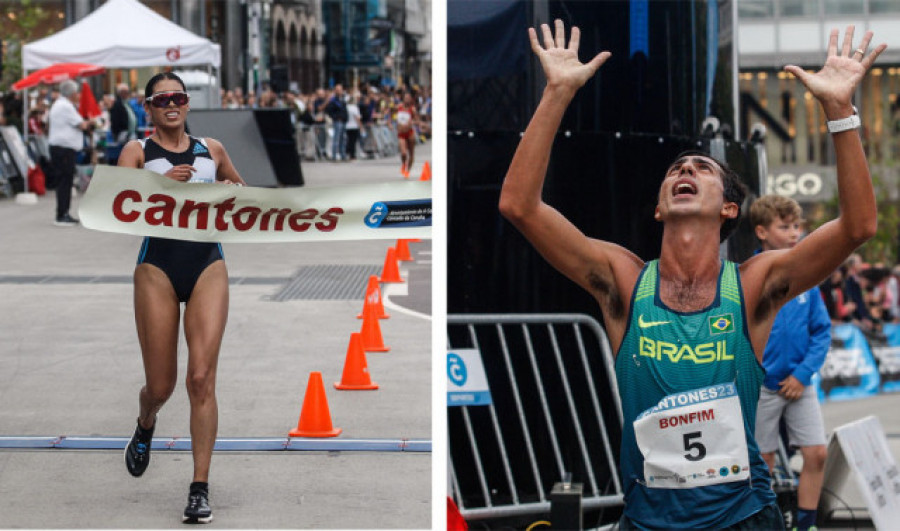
[785,26,886,118]
[529,19,611,94]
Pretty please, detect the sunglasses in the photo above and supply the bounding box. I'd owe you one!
[147,91,190,108]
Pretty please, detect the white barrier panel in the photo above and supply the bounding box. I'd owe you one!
[78,165,432,243]
[821,415,900,528]
[447,348,493,406]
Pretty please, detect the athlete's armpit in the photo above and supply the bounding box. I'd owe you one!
[588,269,625,319]
[753,277,790,324]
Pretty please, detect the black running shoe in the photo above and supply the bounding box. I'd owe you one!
[124,418,155,477]
[183,488,213,524]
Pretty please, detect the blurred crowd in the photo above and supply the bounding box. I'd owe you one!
[220,83,432,134]
[821,252,900,333]
[8,81,431,165]
[221,83,432,161]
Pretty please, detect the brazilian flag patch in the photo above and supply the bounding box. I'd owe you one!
[708,314,734,335]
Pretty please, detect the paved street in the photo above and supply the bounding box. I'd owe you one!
[0,145,434,528]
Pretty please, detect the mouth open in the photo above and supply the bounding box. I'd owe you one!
[672,179,697,197]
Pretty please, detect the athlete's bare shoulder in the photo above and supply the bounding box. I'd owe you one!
[202,137,224,153]
[584,239,643,327]
[117,139,145,169]
[739,250,791,322]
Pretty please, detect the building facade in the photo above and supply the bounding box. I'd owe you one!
[738,0,900,204]
[2,0,430,96]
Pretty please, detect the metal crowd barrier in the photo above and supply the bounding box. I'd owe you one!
[447,313,624,522]
[300,124,399,161]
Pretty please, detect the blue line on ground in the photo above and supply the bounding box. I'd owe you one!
[0,436,431,452]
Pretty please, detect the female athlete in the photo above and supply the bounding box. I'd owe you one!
[395,91,420,177]
[118,72,245,524]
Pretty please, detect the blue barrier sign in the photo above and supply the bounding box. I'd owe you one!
[820,324,879,400]
[875,323,900,392]
[447,349,492,406]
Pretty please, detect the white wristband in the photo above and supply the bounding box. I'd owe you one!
[826,106,860,134]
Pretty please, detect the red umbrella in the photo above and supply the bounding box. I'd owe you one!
[12,62,105,91]
[78,81,102,119]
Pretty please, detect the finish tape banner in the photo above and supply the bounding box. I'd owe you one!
[78,165,432,243]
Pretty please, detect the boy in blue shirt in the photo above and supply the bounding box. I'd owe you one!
[751,195,831,531]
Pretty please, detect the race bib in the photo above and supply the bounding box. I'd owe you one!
[633,383,750,489]
[397,110,411,126]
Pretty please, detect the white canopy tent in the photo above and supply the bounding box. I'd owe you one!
[22,0,220,105]
[23,0,220,70]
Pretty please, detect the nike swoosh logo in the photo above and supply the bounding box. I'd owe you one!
[638,315,671,329]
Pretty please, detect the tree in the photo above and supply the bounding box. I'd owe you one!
[809,164,900,265]
[0,0,51,91]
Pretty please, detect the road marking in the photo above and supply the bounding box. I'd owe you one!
[0,436,431,452]
[382,274,431,321]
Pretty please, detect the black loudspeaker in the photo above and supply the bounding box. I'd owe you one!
[253,109,304,186]
[270,65,289,94]
[187,109,303,187]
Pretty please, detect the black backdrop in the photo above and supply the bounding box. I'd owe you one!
[447,0,757,322]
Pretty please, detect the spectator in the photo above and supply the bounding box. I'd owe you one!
[889,266,900,323]
[750,195,829,531]
[324,84,348,161]
[27,106,46,135]
[258,88,278,108]
[845,253,875,329]
[345,95,361,161]
[296,94,318,161]
[128,91,147,132]
[419,86,432,138]
[3,92,23,131]
[110,83,137,145]
[821,266,856,323]
[47,80,92,226]
[360,90,375,126]
[312,88,328,119]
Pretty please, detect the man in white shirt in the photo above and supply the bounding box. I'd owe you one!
[48,80,92,226]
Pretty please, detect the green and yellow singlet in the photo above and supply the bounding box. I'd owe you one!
[614,260,775,528]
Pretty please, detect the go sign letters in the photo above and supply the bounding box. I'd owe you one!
[447,349,492,406]
[764,166,837,202]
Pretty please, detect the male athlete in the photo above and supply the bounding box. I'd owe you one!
[499,20,883,529]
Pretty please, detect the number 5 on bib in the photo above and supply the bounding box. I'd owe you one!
[633,383,751,489]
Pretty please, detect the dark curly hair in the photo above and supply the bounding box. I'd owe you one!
[670,150,747,243]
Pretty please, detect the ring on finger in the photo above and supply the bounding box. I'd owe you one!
[854,48,866,57]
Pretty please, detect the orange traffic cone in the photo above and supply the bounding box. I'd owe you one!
[360,306,390,352]
[289,372,342,437]
[396,239,414,261]
[379,247,404,283]
[357,275,389,319]
[334,333,379,390]
[419,161,431,181]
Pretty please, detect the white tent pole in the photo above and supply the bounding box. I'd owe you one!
[207,63,212,108]
[20,54,30,194]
